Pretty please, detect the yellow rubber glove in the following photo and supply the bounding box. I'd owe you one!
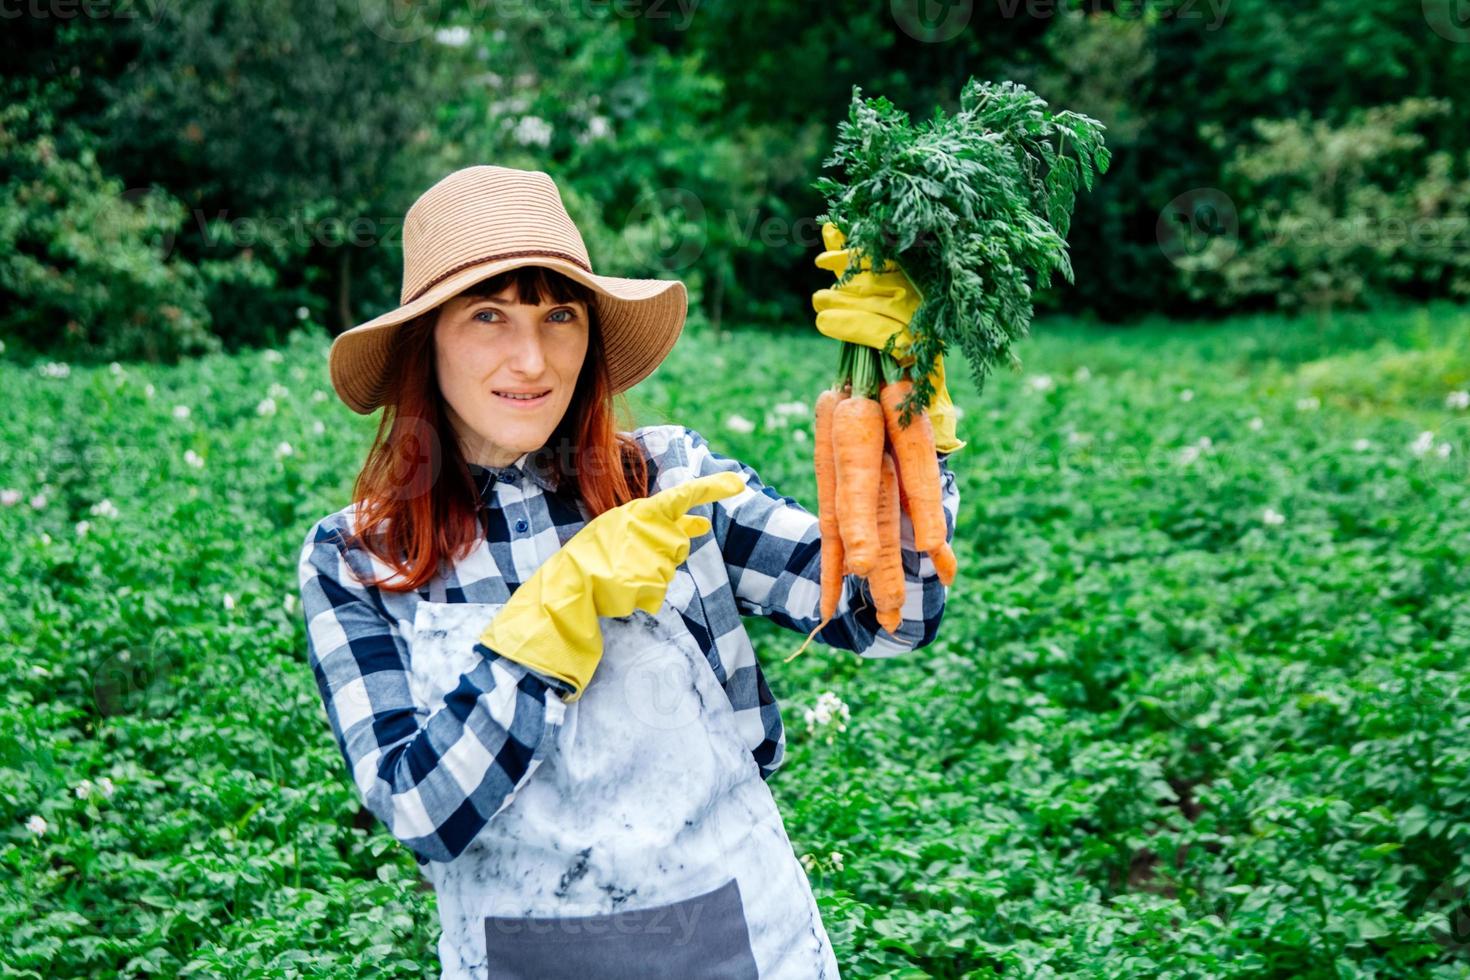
[812,221,967,454]
[478,472,747,702]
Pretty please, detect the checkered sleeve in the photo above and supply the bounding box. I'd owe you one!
[297,519,567,865]
[681,425,959,657]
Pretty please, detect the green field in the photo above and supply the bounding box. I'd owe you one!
[4,305,1469,978]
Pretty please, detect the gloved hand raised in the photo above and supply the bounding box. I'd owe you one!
[479,471,747,702]
[811,221,966,454]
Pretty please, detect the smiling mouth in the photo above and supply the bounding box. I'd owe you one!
[493,389,551,404]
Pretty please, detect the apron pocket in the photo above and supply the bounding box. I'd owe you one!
[483,876,759,980]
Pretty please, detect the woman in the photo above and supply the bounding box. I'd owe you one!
[297,165,962,979]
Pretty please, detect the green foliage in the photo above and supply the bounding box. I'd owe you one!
[1198,98,1470,315]
[5,306,1470,975]
[814,79,1109,421]
[0,101,219,362]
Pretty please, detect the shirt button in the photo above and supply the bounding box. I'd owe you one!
[515,519,529,533]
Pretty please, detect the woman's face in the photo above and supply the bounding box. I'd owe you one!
[433,279,590,468]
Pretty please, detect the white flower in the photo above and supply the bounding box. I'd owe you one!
[725,414,755,434]
[792,429,808,443]
[512,115,554,148]
[262,349,284,364]
[802,691,851,742]
[1410,430,1437,457]
[257,397,278,417]
[1,489,18,506]
[1248,417,1264,431]
[97,776,115,798]
[434,25,470,46]
[90,499,118,518]
[1179,388,1194,402]
[75,520,91,537]
[144,383,155,399]
[580,114,613,144]
[267,382,289,400]
[223,593,236,611]
[312,420,326,435]
[275,441,294,458]
[1436,442,1452,459]
[773,400,809,418]
[1296,396,1320,412]
[39,361,71,379]
[109,362,123,376]
[1352,438,1372,452]
[1073,366,1092,383]
[951,404,964,420]
[295,306,310,321]
[799,853,816,872]
[1024,374,1055,393]
[1262,507,1286,526]
[172,404,191,420]
[25,814,47,836]
[75,779,94,800]
[184,449,205,469]
[283,594,298,614]
[29,493,47,510]
[1446,390,1470,410]
[1177,437,1212,466]
[1067,430,1092,446]
[312,390,328,403]
[829,851,844,871]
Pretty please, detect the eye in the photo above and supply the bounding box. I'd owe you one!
[472,308,500,324]
[548,307,578,323]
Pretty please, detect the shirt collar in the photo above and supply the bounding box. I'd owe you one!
[467,449,561,506]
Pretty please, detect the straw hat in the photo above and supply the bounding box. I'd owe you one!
[328,165,688,414]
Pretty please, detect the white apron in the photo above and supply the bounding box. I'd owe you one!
[407,566,842,979]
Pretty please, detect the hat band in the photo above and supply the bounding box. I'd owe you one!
[405,248,595,304]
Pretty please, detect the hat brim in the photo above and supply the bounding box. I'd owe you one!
[328,255,687,415]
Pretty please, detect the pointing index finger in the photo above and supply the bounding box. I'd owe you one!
[652,472,747,519]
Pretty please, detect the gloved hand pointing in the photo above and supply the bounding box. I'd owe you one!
[479,471,747,702]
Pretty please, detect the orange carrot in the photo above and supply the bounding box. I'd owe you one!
[930,541,957,587]
[879,379,946,554]
[870,450,905,633]
[832,393,885,575]
[788,387,852,663]
[814,387,846,624]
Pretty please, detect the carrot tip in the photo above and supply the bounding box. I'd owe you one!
[785,616,829,663]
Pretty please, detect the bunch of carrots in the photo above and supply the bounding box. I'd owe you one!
[787,343,956,663]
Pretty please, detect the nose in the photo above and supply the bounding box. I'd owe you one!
[508,323,547,376]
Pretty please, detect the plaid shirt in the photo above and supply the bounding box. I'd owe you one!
[298,423,959,865]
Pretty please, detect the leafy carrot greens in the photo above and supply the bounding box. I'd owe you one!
[814,78,1111,424]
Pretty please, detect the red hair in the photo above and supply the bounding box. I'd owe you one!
[339,265,651,592]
